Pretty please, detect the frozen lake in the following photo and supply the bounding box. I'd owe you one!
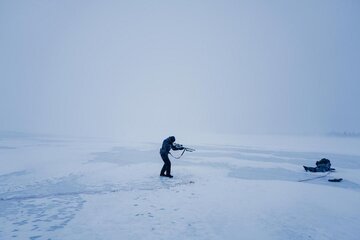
[1,133,360,240]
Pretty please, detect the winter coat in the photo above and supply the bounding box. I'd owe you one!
[160,137,184,155]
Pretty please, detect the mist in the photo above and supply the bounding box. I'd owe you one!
[1,0,359,139]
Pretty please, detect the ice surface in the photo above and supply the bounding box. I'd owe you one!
[1,133,360,240]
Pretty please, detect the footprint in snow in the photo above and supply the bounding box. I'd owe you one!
[29,235,42,240]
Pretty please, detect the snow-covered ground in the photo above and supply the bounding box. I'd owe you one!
[1,133,360,240]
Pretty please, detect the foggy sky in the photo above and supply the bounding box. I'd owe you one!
[1,0,359,139]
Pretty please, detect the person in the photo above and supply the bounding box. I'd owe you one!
[303,158,335,172]
[159,136,184,178]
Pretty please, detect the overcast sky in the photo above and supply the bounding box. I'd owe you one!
[0,0,359,139]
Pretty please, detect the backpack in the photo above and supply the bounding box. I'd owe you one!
[316,158,331,169]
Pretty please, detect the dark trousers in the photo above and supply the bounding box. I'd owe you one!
[160,153,171,175]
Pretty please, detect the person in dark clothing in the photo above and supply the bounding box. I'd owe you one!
[160,136,184,178]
